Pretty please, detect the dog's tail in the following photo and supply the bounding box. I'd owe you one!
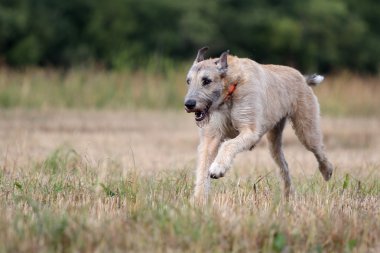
[305,74,324,86]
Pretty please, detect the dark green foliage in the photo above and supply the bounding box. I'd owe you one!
[0,0,379,73]
[100,183,117,197]
[343,173,350,190]
[272,232,287,252]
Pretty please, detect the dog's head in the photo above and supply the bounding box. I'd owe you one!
[184,47,229,126]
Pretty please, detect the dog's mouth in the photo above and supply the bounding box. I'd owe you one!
[185,103,211,124]
[194,110,208,122]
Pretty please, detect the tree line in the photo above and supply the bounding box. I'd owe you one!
[0,0,379,73]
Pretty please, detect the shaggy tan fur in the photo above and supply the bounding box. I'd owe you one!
[184,47,333,203]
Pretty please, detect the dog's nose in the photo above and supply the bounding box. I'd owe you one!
[184,99,196,110]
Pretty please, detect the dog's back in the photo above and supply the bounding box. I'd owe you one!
[227,56,321,133]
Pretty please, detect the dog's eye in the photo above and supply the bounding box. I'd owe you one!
[202,78,212,86]
[186,78,190,85]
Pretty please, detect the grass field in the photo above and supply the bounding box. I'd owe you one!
[0,69,379,252]
[1,67,380,116]
[0,110,379,252]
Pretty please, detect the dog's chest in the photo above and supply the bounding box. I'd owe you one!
[211,109,239,139]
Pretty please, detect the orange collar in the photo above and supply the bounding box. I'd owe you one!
[223,81,238,102]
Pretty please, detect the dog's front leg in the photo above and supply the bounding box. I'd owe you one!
[209,129,260,179]
[193,134,221,203]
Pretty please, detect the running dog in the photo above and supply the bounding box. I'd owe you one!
[184,47,333,202]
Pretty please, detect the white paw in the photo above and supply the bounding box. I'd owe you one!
[209,162,228,179]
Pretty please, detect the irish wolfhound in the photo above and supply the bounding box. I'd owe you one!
[184,47,333,201]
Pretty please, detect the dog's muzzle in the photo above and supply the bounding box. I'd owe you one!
[185,103,211,123]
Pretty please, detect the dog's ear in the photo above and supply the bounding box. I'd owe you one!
[217,50,229,77]
[194,46,209,64]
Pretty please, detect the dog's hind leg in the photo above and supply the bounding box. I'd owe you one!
[291,93,333,181]
[267,117,292,198]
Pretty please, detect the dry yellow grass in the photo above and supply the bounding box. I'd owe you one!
[0,110,379,252]
[0,67,379,116]
[0,60,379,253]
[315,74,380,116]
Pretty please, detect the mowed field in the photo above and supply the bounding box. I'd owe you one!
[0,110,379,253]
[0,70,380,252]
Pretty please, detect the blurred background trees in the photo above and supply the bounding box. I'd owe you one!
[0,0,379,73]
